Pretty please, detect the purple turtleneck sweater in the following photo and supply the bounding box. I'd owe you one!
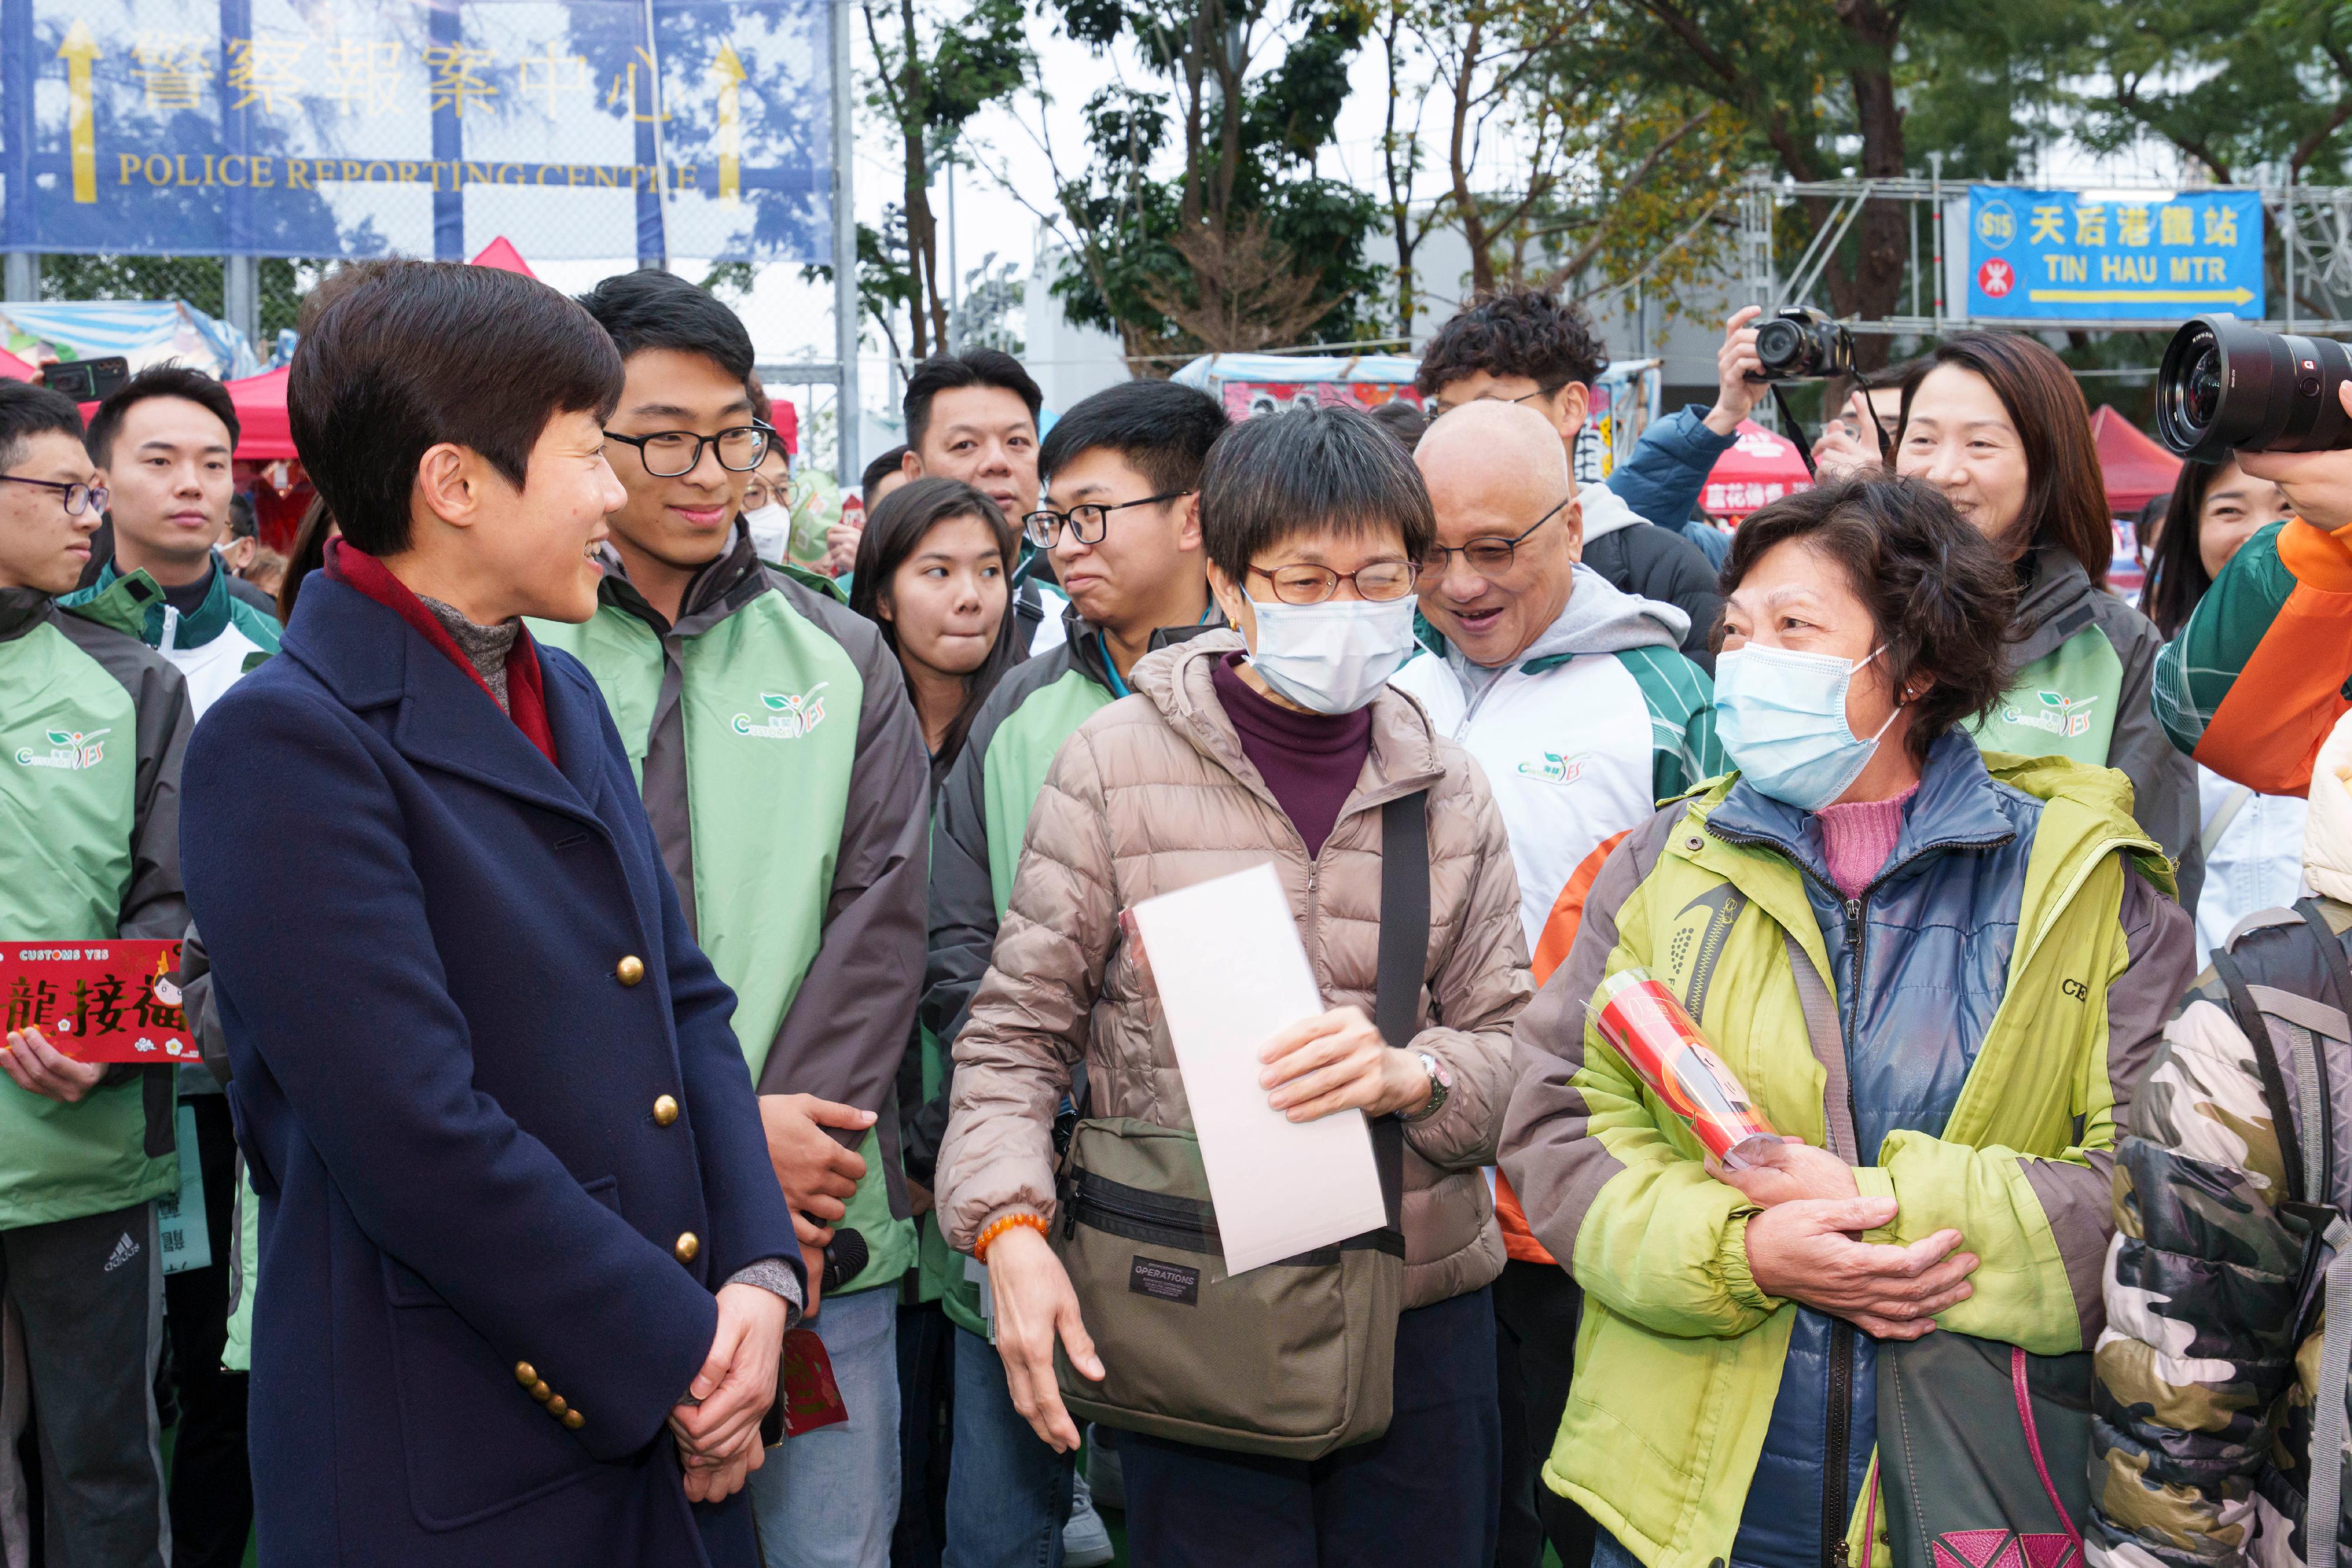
[1211,653,1373,858]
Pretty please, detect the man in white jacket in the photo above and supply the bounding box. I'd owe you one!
[1391,399,1723,1568]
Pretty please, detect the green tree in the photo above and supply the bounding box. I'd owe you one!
[863,0,1030,360]
[1038,0,1385,362]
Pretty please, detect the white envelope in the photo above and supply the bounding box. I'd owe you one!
[1128,862,1391,1274]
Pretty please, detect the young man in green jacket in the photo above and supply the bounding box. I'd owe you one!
[916,376,1229,1564]
[58,363,278,1568]
[542,270,929,1568]
[0,379,195,1567]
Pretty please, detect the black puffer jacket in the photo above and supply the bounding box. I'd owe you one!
[1578,484,1724,673]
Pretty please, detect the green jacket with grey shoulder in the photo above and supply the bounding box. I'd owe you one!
[0,583,195,1228]
[531,527,930,1295]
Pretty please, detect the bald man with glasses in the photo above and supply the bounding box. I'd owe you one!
[1389,399,1725,1568]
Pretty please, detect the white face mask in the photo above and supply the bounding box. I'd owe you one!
[742,503,791,565]
[1244,595,1420,715]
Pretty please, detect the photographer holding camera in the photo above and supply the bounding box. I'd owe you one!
[1812,331,2198,904]
[2153,370,2352,799]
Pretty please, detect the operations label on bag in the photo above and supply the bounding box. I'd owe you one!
[1130,1256,1200,1306]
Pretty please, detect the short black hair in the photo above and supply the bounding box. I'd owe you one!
[0,379,86,473]
[903,349,1041,451]
[575,268,755,386]
[1367,397,1427,452]
[1197,402,1434,584]
[1039,379,1230,496]
[289,260,624,557]
[228,492,256,539]
[862,444,911,507]
[1720,474,2019,762]
[1416,289,1608,399]
[85,364,240,469]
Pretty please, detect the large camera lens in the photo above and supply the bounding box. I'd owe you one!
[2157,314,2352,460]
[1755,316,1807,375]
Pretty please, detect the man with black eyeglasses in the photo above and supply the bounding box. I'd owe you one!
[914,376,1228,1568]
[1392,398,1723,1568]
[536,269,929,1568]
[0,379,193,1567]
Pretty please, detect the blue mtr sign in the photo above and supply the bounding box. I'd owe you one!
[1966,186,2264,321]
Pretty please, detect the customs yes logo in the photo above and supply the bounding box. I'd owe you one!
[733,684,830,740]
[1997,689,2100,739]
[14,727,109,770]
[1518,750,1589,785]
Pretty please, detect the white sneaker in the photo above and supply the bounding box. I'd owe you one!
[1064,1468,1115,1567]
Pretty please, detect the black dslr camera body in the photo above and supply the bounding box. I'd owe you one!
[1749,307,1858,383]
[2157,313,2352,460]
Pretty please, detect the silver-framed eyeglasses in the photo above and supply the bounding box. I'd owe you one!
[1418,495,1572,578]
[1022,490,1191,548]
[0,474,108,516]
[1426,386,1546,419]
[1247,559,1422,606]
[603,423,771,478]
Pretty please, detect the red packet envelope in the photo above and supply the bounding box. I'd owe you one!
[1,940,195,1065]
[777,1326,850,1437]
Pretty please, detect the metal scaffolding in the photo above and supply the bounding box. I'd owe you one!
[1736,172,2352,337]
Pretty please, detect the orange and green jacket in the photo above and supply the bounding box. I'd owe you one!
[2157,516,2352,795]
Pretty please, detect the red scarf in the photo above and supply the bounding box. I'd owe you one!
[323,538,559,768]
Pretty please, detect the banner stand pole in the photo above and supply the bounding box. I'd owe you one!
[832,0,858,489]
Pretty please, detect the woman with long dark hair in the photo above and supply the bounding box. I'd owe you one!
[2144,454,2296,639]
[847,475,1023,777]
[275,492,338,625]
[1821,330,2198,902]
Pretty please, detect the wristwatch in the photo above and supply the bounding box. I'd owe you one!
[1403,1049,1452,1122]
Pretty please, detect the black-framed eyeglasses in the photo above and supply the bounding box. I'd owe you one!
[0,474,108,516]
[1247,558,1422,606]
[603,423,771,478]
[1022,490,1190,548]
[1426,386,1548,419]
[1419,496,1572,578]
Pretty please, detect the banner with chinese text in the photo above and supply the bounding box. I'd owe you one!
[0,0,833,261]
[1966,186,2264,320]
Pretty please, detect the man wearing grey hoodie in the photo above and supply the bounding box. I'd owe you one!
[1391,398,1723,1568]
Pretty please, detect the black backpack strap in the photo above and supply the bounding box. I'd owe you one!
[1374,790,1430,1235]
[2211,945,2310,1205]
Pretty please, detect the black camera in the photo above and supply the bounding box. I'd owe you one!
[2157,314,2352,461]
[37,355,129,404]
[1750,307,1857,383]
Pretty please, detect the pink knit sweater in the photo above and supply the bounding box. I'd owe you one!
[1816,786,1916,900]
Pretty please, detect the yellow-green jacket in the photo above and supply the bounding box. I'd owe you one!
[1498,737,2191,1568]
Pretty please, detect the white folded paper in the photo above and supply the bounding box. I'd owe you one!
[1128,862,1391,1275]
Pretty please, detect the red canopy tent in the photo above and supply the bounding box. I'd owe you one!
[1699,420,1815,523]
[468,236,538,278]
[221,366,295,460]
[2090,404,2181,515]
[0,346,35,381]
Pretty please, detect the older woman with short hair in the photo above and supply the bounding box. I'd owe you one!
[1501,474,2194,1568]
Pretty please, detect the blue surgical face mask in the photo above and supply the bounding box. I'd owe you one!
[1713,642,1899,811]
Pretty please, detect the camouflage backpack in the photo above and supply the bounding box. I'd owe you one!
[2209,897,2352,1568]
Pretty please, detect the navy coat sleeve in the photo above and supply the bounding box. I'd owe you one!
[631,711,803,1291]
[1603,404,1737,530]
[183,684,727,1462]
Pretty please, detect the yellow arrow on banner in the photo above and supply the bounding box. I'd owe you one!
[58,21,100,205]
[712,44,745,203]
[2026,286,2257,306]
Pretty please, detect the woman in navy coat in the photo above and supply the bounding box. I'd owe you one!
[180,262,801,1567]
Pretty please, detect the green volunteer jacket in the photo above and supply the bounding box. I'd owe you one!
[531,527,930,1295]
[61,551,282,719]
[912,599,1222,1332]
[1498,753,2174,1568]
[0,583,195,1228]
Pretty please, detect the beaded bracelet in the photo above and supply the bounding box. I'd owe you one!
[974,1211,1050,1263]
